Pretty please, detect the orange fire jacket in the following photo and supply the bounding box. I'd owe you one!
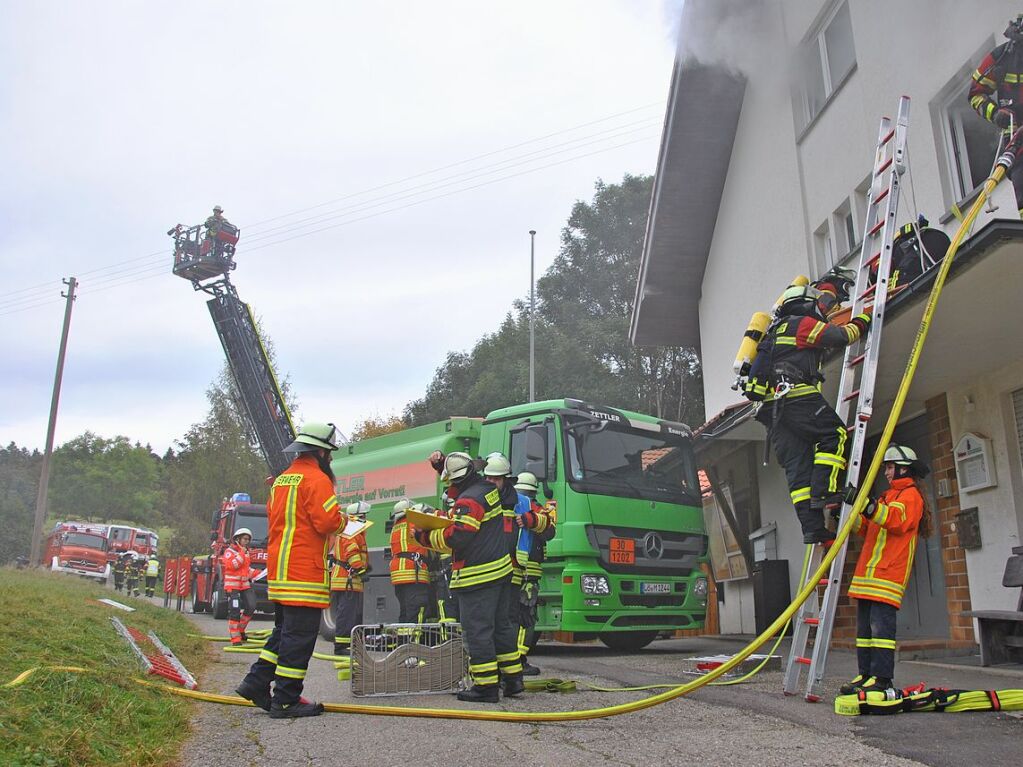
[848,477,923,609]
[266,453,346,608]
[221,543,260,592]
[389,518,430,585]
[331,533,368,592]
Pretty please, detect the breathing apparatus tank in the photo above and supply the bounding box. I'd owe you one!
[732,276,810,387]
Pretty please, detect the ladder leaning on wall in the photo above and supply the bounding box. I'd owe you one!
[781,95,911,703]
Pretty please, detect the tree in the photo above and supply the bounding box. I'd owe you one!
[350,414,408,441]
[405,174,704,426]
[49,433,162,525]
[0,442,41,564]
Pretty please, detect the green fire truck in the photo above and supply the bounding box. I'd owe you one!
[326,398,708,650]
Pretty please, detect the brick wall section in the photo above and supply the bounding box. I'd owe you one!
[834,394,974,645]
[926,393,975,642]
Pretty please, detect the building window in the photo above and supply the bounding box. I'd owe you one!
[813,220,834,277]
[833,198,858,259]
[1013,388,1023,474]
[940,81,1001,201]
[797,2,856,132]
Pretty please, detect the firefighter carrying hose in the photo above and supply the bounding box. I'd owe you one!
[389,499,432,623]
[331,501,370,657]
[969,14,1023,215]
[414,451,523,703]
[744,283,871,543]
[840,445,932,697]
[235,422,347,719]
[512,471,556,676]
[222,527,261,646]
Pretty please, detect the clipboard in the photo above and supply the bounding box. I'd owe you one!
[252,568,268,582]
[407,508,453,530]
[340,518,373,539]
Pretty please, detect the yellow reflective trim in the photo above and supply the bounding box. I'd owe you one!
[275,665,307,680]
[855,638,872,648]
[865,528,887,577]
[872,638,897,650]
[323,495,339,513]
[277,485,299,578]
[259,649,279,664]
[484,488,501,506]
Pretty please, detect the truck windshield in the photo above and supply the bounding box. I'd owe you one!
[563,417,700,505]
[235,509,268,547]
[62,533,107,550]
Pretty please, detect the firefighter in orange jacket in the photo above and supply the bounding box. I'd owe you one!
[390,498,432,623]
[840,445,932,697]
[331,501,370,656]
[235,422,346,719]
[968,14,1023,213]
[222,527,262,645]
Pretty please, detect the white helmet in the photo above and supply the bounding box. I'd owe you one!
[883,445,918,465]
[441,452,474,483]
[391,499,413,520]
[410,502,435,514]
[346,501,370,519]
[514,471,539,492]
[233,527,253,541]
[483,452,512,477]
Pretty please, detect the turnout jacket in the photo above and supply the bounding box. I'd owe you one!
[415,476,512,590]
[221,543,259,592]
[266,453,346,608]
[969,42,1023,126]
[331,532,368,592]
[848,477,923,609]
[390,518,431,585]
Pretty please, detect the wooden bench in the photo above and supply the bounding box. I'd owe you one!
[963,546,1023,666]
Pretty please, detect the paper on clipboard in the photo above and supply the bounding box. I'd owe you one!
[252,568,268,582]
[340,518,373,539]
[406,508,453,530]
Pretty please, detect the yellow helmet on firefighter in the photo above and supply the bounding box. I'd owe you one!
[391,499,413,520]
[483,452,512,477]
[514,471,539,492]
[440,452,474,483]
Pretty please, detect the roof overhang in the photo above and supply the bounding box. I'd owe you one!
[630,58,746,349]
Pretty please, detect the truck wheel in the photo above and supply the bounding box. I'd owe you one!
[211,580,228,620]
[320,594,338,641]
[191,581,208,614]
[599,630,658,651]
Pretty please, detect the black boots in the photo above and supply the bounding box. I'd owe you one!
[803,528,836,545]
[502,675,525,697]
[839,674,869,695]
[269,699,325,719]
[520,661,541,677]
[235,680,271,712]
[457,684,500,703]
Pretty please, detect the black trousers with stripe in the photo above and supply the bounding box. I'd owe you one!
[856,598,898,680]
[456,577,520,686]
[332,590,364,651]
[395,582,431,623]
[242,602,321,705]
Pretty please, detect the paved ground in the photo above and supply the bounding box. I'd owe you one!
[162,606,1022,767]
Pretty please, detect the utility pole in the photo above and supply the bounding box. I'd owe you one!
[529,230,536,403]
[30,277,78,567]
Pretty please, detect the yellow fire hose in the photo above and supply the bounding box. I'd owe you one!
[4,159,1011,721]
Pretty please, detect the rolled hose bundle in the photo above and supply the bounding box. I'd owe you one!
[835,687,1023,716]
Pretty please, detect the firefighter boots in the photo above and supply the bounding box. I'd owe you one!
[521,661,541,676]
[457,684,500,703]
[839,674,869,695]
[502,674,525,697]
[235,680,271,712]
[269,699,325,719]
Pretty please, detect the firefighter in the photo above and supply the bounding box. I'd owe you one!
[414,451,523,703]
[112,551,129,592]
[331,501,370,656]
[389,499,432,623]
[745,285,871,543]
[419,501,459,623]
[840,445,932,696]
[144,554,160,598]
[202,205,230,256]
[968,14,1023,214]
[125,553,142,597]
[223,527,261,646]
[512,471,556,676]
[235,422,347,719]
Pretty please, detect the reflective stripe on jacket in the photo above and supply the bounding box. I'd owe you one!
[390,519,430,585]
[848,477,923,609]
[145,558,160,577]
[221,544,257,592]
[266,454,346,608]
[331,533,368,592]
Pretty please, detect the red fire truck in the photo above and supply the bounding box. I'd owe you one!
[106,525,160,561]
[190,493,270,619]
[41,522,111,582]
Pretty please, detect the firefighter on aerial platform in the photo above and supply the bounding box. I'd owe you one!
[414,451,523,703]
[331,501,370,657]
[969,14,1023,215]
[201,205,231,256]
[840,445,931,697]
[744,281,871,544]
[235,422,347,719]
[222,527,261,646]
[512,471,556,676]
[389,499,432,623]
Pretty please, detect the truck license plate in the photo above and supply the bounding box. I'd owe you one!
[640,582,671,594]
[609,537,635,564]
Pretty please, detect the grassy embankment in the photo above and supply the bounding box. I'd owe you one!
[0,568,209,767]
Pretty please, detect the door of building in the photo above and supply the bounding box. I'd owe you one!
[865,415,949,639]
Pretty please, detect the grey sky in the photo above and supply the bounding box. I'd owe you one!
[1,1,680,453]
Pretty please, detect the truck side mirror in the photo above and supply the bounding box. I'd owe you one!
[524,423,549,481]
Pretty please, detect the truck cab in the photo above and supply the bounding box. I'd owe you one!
[43,522,111,582]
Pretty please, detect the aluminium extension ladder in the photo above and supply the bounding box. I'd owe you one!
[782,96,911,702]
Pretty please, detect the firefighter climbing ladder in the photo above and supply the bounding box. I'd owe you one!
[782,96,911,702]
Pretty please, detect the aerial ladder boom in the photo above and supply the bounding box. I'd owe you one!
[169,217,296,476]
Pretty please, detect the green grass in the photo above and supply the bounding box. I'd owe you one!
[0,568,210,767]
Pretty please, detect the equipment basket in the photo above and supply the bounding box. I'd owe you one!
[350,622,468,697]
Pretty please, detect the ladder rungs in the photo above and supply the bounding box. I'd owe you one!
[866,218,885,237]
[843,389,860,402]
[818,579,830,586]
[803,617,820,626]
[796,656,812,665]
[848,353,865,367]
[874,186,890,204]
[859,283,877,300]
[875,157,893,176]
[880,127,895,146]
[863,251,881,269]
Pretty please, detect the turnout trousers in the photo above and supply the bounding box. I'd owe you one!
[331,590,364,654]
[241,602,321,705]
[456,576,522,687]
[395,582,431,624]
[145,575,158,597]
[756,392,848,538]
[227,588,257,644]
[856,598,898,680]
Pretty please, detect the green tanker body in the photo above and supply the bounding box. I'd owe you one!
[329,399,708,650]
